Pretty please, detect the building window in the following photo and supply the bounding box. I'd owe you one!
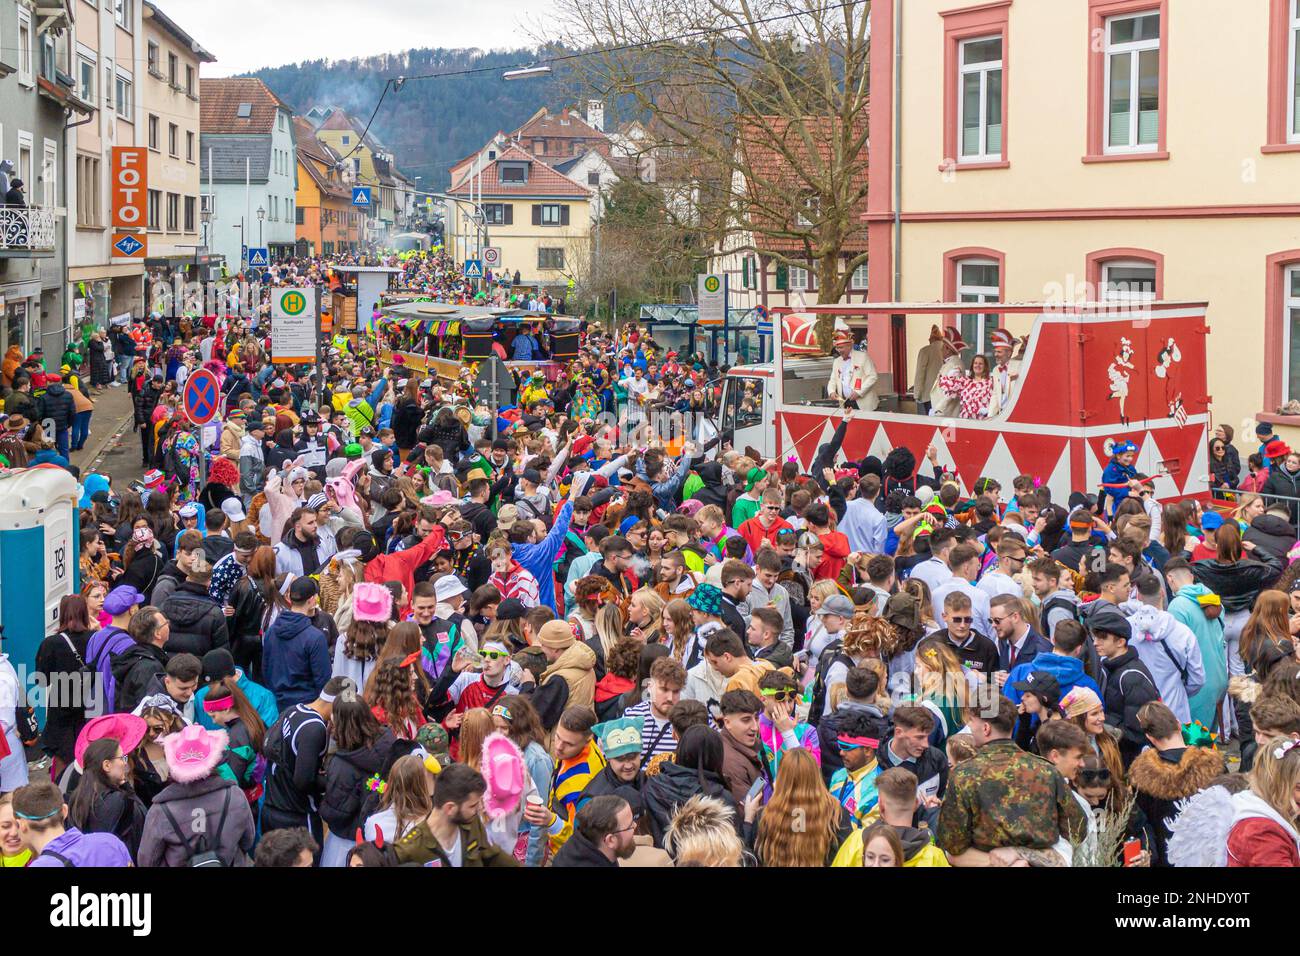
[17,9,33,85]
[789,265,809,291]
[42,139,57,208]
[538,248,565,270]
[114,0,132,30]
[200,193,215,216]
[959,37,1003,161]
[147,41,160,76]
[851,262,869,290]
[1101,260,1158,301]
[184,196,196,232]
[168,123,178,157]
[76,154,102,227]
[168,53,178,87]
[587,171,600,186]
[78,55,96,102]
[796,195,820,228]
[147,189,160,230]
[148,115,159,150]
[40,32,57,83]
[538,203,563,225]
[1290,0,1300,140]
[483,203,511,225]
[115,75,133,119]
[1281,263,1300,402]
[956,258,1001,356]
[500,162,529,184]
[1104,11,1161,153]
[185,65,195,96]
[186,130,194,162]
[295,206,304,225]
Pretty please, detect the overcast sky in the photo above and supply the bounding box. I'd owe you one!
[161,0,551,77]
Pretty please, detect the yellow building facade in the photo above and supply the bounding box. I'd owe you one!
[866,0,1300,449]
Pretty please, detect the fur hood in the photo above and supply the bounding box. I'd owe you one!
[1228,674,1261,704]
[1128,746,1224,801]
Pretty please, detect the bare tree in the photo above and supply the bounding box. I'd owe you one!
[539,0,871,307]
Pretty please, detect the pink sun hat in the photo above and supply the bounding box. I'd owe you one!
[161,724,228,783]
[351,581,393,623]
[480,732,526,820]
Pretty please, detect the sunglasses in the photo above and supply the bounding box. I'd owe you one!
[948,615,973,624]
[479,650,510,661]
[760,689,798,703]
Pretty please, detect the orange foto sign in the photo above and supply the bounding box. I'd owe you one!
[111,147,148,228]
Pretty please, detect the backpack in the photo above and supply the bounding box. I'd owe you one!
[88,626,134,715]
[159,786,232,867]
[808,639,853,728]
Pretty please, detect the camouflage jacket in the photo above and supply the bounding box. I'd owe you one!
[934,738,1086,856]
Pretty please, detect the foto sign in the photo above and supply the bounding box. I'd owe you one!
[111,232,147,258]
[697,273,726,326]
[271,286,318,363]
[111,147,147,228]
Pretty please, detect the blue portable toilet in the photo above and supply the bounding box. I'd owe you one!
[0,466,80,680]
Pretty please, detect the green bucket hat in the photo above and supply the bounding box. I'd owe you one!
[593,717,643,759]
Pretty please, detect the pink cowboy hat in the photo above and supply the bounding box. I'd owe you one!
[74,713,148,770]
[480,732,526,821]
[161,724,228,784]
[351,580,393,623]
[421,489,457,508]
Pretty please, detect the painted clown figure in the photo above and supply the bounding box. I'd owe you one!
[929,328,968,418]
[827,322,879,412]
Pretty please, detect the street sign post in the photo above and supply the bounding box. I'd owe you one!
[483,246,501,268]
[271,286,319,363]
[352,187,371,207]
[183,368,221,490]
[697,273,727,326]
[463,259,483,280]
[247,247,269,268]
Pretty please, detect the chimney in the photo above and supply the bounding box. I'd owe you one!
[586,99,605,132]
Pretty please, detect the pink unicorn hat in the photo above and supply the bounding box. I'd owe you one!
[161,725,228,784]
[480,732,526,820]
[351,581,393,623]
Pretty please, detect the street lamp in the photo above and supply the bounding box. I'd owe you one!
[504,65,552,80]
[257,205,265,248]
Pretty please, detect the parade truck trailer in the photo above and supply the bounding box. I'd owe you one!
[717,301,1212,504]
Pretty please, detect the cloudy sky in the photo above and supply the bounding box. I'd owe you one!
[160,0,551,76]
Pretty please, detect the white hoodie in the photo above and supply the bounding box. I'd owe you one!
[1120,600,1207,724]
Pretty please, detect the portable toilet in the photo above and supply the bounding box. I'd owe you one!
[0,465,80,678]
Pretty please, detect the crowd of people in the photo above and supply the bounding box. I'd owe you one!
[1,254,1298,870]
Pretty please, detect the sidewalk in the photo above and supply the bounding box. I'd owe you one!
[70,383,136,477]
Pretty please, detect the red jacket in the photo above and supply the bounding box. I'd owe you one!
[738,514,792,555]
[1227,817,1300,867]
[813,531,851,581]
[364,528,447,616]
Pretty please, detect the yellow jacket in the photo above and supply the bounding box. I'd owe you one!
[831,825,951,867]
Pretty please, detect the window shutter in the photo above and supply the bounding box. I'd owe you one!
[775,264,788,290]
[503,203,513,225]
[560,204,570,226]
[742,257,750,288]
[531,204,541,225]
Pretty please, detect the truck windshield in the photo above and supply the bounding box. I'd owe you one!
[722,377,764,432]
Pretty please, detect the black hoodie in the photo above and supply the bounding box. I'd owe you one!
[320,729,400,837]
[640,760,739,849]
[160,580,230,658]
[42,381,75,429]
[1244,513,1297,564]
[552,828,619,867]
[110,642,167,713]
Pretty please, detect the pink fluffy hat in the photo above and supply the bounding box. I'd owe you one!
[480,732,526,820]
[161,725,228,783]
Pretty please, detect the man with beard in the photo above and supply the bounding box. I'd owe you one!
[273,506,338,577]
[392,763,518,867]
[294,410,331,482]
[578,717,646,803]
[552,795,638,868]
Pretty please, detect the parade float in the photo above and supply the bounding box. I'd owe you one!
[718,301,1212,503]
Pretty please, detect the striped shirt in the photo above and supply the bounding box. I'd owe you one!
[622,700,678,762]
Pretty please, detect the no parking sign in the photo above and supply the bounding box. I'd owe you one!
[183,369,221,425]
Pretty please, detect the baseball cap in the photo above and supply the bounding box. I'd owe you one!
[221,498,247,522]
[104,585,146,616]
[1010,671,1062,700]
[1200,512,1224,531]
[288,576,319,603]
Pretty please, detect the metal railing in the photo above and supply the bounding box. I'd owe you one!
[0,206,58,253]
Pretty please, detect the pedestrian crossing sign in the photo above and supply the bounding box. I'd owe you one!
[352,187,371,206]
[248,247,269,268]
[463,259,483,279]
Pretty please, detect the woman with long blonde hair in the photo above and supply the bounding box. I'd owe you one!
[750,747,852,867]
[911,638,971,743]
[626,588,665,644]
[456,708,493,770]
[363,753,435,844]
[591,603,625,671]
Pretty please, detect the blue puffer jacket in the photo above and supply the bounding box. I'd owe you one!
[1003,651,1101,706]
[262,610,331,712]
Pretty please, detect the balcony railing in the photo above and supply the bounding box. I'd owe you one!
[0,206,58,255]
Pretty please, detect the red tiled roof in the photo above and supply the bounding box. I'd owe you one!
[513,107,606,143]
[200,77,292,134]
[447,143,590,199]
[737,115,869,254]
